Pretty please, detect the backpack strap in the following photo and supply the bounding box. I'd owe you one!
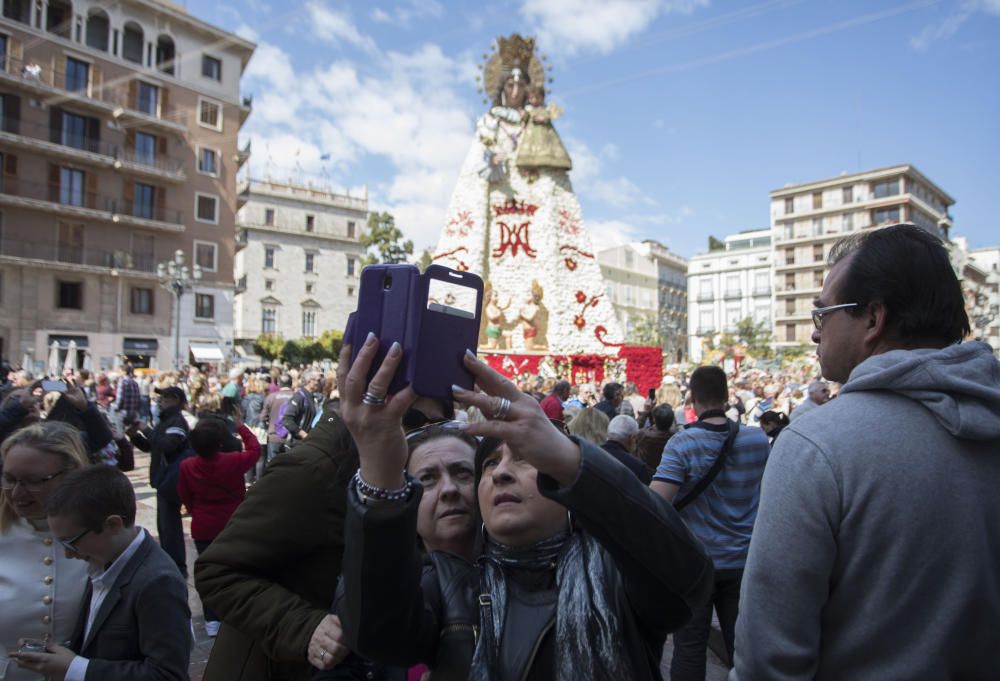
[673,419,740,511]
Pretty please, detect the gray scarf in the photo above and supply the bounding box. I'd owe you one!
[469,526,637,680]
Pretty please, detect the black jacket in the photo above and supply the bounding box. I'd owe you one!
[281,390,320,443]
[131,406,189,489]
[601,439,654,484]
[340,440,713,681]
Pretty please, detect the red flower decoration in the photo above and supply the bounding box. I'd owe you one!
[575,291,587,303]
[594,325,624,347]
[564,258,577,271]
[590,298,600,308]
[573,315,586,329]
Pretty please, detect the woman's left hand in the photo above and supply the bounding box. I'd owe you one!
[453,351,581,487]
[61,376,89,412]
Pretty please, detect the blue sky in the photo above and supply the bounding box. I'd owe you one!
[192,0,999,258]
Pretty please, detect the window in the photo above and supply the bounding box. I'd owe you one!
[814,270,824,288]
[61,112,95,152]
[698,310,713,333]
[131,233,154,271]
[785,273,795,290]
[347,221,356,238]
[65,57,89,92]
[57,281,83,309]
[813,245,824,262]
[305,215,315,232]
[57,222,83,263]
[262,308,276,334]
[137,82,158,116]
[264,208,275,226]
[130,287,153,314]
[782,222,793,240]
[194,241,217,272]
[264,247,275,269]
[302,310,317,338]
[842,186,853,204]
[874,206,901,224]
[725,274,739,297]
[785,298,796,315]
[134,182,155,219]
[197,147,218,175]
[198,98,222,130]
[134,132,156,165]
[347,257,356,276]
[195,293,214,319]
[873,179,900,199]
[812,192,822,210]
[305,252,315,273]
[699,278,713,299]
[784,197,794,214]
[812,218,823,236]
[305,283,313,294]
[195,194,218,223]
[0,35,6,70]
[264,279,274,291]
[785,324,796,342]
[122,22,143,64]
[754,271,769,292]
[201,55,222,81]
[785,247,795,266]
[59,168,85,206]
[842,212,854,232]
[347,286,355,297]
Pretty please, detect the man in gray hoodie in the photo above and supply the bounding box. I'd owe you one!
[732,224,1000,681]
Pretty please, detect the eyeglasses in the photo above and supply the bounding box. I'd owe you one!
[58,527,91,553]
[405,420,469,441]
[811,303,859,330]
[0,470,65,494]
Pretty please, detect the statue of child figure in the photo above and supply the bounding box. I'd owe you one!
[516,84,572,177]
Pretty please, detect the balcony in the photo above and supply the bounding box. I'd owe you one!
[696,292,715,302]
[0,118,184,182]
[723,289,742,300]
[0,55,186,133]
[694,327,716,336]
[239,95,253,125]
[752,286,771,297]
[235,274,247,294]
[235,229,248,251]
[235,140,251,168]
[0,238,157,275]
[237,180,250,209]
[0,178,184,232]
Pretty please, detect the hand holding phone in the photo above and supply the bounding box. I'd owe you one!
[40,380,66,393]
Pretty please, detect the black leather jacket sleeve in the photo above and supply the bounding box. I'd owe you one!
[537,439,714,635]
[339,484,445,668]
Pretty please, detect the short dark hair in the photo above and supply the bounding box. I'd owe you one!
[760,411,789,428]
[279,374,293,388]
[829,224,970,344]
[190,418,229,457]
[652,404,675,431]
[602,382,624,401]
[47,466,136,531]
[688,366,728,406]
[553,381,571,396]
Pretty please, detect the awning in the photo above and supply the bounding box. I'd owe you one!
[48,335,89,348]
[123,338,159,354]
[189,342,225,362]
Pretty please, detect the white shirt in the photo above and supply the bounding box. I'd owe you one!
[65,528,147,681]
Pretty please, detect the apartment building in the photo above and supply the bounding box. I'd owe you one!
[233,178,367,352]
[686,229,772,363]
[0,0,253,369]
[964,244,1000,353]
[769,165,953,346]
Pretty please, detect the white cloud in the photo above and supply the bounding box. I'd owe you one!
[910,0,1000,51]
[234,24,259,42]
[567,137,648,209]
[306,2,377,52]
[521,0,709,56]
[587,219,643,253]
[370,0,444,26]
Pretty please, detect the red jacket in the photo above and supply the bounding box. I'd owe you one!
[178,423,260,541]
[539,393,565,422]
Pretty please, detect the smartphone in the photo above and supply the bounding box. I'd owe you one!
[347,263,483,399]
[40,380,66,393]
[648,388,656,401]
[18,640,47,654]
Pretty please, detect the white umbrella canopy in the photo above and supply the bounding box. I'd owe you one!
[21,351,33,373]
[82,352,93,372]
[47,341,60,377]
[64,340,78,373]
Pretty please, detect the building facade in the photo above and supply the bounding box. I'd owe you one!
[962,244,1000,353]
[0,0,253,370]
[686,229,772,363]
[769,164,953,347]
[233,178,367,351]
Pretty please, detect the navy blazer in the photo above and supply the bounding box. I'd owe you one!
[70,532,192,681]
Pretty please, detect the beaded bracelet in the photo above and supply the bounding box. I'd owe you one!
[353,469,414,504]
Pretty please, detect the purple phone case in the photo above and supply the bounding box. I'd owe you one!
[349,264,419,395]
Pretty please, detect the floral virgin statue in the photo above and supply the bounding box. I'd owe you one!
[433,34,624,354]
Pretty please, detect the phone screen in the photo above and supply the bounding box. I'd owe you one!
[426,278,478,320]
[41,380,67,393]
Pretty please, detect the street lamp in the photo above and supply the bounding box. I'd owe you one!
[157,249,202,369]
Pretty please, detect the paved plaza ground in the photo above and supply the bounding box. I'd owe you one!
[128,453,728,681]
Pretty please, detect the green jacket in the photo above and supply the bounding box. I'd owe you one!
[195,405,356,681]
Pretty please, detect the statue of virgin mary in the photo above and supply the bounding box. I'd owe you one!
[433,34,624,354]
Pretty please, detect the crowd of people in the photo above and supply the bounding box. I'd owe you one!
[1,224,998,681]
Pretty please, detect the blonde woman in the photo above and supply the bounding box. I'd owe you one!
[0,422,90,679]
[567,406,610,445]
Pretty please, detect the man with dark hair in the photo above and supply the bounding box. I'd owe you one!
[636,403,675,470]
[651,365,770,680]
[732,224,1000,680]
[539,380,571,422]
[282,372,323,447]
[594,381,624,420]
[12,466,190,681]
[261,373,295,462]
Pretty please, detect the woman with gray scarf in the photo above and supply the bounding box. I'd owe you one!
[335,336,713,680]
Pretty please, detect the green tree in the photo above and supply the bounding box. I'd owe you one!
[417,248,434,272]
[628,313,665,348]
[708,235,725,251]
[735,316,774,359]
[253,333,285,361]
[318,329,344,358]
[361,211,413,266]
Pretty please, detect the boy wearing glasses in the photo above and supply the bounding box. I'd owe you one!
[11,466,191,681]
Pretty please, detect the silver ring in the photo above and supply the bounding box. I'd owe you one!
[492,397,512,421]
[362,391,386,406]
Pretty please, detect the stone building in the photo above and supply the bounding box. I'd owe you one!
[686,229,772,363]
[233,178,367,352]
[0,0,254,369]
